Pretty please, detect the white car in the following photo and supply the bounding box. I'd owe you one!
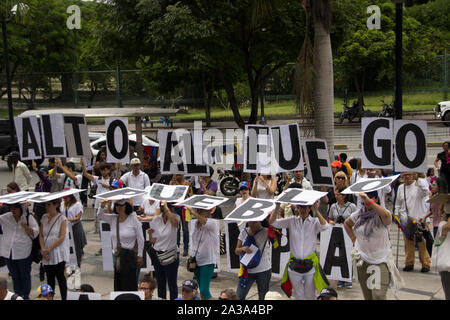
[69,133,159,171]
[435,101,450,126]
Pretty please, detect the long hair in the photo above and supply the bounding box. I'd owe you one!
[113,202,133,215]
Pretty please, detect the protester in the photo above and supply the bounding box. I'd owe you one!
[328,185,356,289]
[175,279,201,300]
[331,159,348,176]
[34,284,54,300]
[60,194,87,267]
[48,158,63,192]
[344,192,403,300]
[235,220,271,300]
[31,161,52,225]
[170,174,191,256]
[78,284,95,293]
[426,168,438,189]
[420,177,448,237]
[434,209,450,300]
[0,202,39,299]
[233,181,252,209]
[120,158,151,211]
[219,288,239,300]
[0,277,23,300]
[322,171,349,208]
[317,287,338,300]
[251,174,277,199]
[139,274,159,300]
[187,206,219,300]
[269,201,329,300]
[395,172,431,272]
[339,153,353,181]
[434,141,450,185]
[0,182,21,215]
[39,198,70,300]
[150,201,179,300]
[53,158,82,191]
[198,167,218,195]
[355,169,391,210]
[97,199,144,291]
[350,159,365,186]
[9,151,32,191]
[283,170,312,191]
[280,182,303,218]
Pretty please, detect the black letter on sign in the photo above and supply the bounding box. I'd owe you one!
[246,126,269,171]
[363,119,391,166]
[78,294,90,301]
[182,133,208,175]
[22,117,41,158]
[226,198,273,221]
[64,116,85,155]
[227,222,241,269]
[150,184,188,202]
[107,120,128,160]
[271,229,290,275]
[276,189,308,205]
[304,141,333,185]
[272,125,301,171]
[162,131,184,173]
[42,115,64,155]
[395,123,426,169]
[323,227,349,278]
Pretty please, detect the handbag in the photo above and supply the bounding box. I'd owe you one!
[114,217,122,272]
[26,213,42,264]
[432,222,450,272]
[156,248,177,266]
[289,258,314,274]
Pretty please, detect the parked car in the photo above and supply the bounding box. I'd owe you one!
[435,101,450,126]
[68,133,159,171]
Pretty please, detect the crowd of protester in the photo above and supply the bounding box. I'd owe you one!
[1,142,450,301]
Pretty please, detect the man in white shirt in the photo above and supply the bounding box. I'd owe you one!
[0,277,23,300]
[283,170,312,191]
[395,172,431,272]
[9,152,32,191]
[120,158,151,211]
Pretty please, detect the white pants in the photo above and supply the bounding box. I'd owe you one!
[288,269,316,300]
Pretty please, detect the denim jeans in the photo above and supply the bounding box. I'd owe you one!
[6,254,32,299]
[174,207,189,252]
[236,268,272,300]
[152,249,179,300]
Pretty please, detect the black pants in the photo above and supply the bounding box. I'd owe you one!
[44,261,67,300]
[114,248,138,291]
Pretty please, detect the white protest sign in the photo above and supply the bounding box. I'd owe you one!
[341,175,400,194]
[270,124,304,173]
[94,187,147,201]
[224,198,275,222]
[0,191,45,204]
[147,183,188,203]
[28,189,85,203]
[14,116,42,161]
[100,221,114,271]
[67,223,78,267]
[320,225,353,282]
[244,125,271,174]
[362,117,394,170]
[394,120,427,173]
[64,115,91,158]
[176,195,228,210]
[40,113,67,158]
[276,188,328,206]
[67,292,102,300]
[105,117,129,163]
[158,130,185,174]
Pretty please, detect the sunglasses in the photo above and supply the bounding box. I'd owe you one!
[335,176,346,180]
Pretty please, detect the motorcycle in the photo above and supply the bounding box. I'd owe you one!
[378,99,396,118]
[217,167,243,196]
[338,100,362,124]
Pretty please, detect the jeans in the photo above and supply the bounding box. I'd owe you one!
[6,254,32,299]
[194,264,215,300]
[236,268,271,300]
[152,249,179,300]
[174,207,189,253]
[44,261,67,300]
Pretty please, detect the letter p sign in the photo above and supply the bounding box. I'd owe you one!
[67,5,81,30]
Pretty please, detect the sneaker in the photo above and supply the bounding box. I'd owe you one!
[345,282,352,289]
[337,281,344,288]
[420,267,430,273]
[182,251,188,257]
[212,272,218,279]
[403,266,413,272]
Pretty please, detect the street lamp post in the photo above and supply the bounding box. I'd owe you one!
[1,17,15,147]
[393,0,404,120]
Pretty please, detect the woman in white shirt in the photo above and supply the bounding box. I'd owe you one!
[150,201,179,300]
[98,199,144,291]
[0,202,39,299]
[138,199,161,222]
[235,221,271,300]
[344,192,398,300]
[61,195,87,267]
[251,174,277,199]
[39,198,70,300]
[187,206,219,300]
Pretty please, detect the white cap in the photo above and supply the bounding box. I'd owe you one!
[130,158,141,165]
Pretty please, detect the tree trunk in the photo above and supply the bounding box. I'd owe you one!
[218,69,245,129]
[313,17,334,161]
[60,73,74,101]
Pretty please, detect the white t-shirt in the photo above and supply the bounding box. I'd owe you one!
[41,213,70,266]
[255,179,275,199]
[238,227,271,273]
[329,202,357,222]
[140,199,160,217]
[350,210,391,265]
[152,214,179,252]
[60,202,83,225]
[120,171,151,206]
[58,173,83,201]
[190,219,219,266]
[93,176,112,208]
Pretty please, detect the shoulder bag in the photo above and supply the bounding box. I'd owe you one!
[187,227,204,272]
[26,213,42,264]
[239,228,267,269]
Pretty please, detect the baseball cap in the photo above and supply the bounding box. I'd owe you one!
[317,288,338,300]
[331,160,342,168]
[37,284,53,296]
[182,279,198,292]
[239,181,249,190]
[130,158,141,165]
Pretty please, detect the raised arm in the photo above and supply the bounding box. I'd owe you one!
[55,158,77,181]
[268,202,281,225]
[359,193,391,226]
[81,158,95,182]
